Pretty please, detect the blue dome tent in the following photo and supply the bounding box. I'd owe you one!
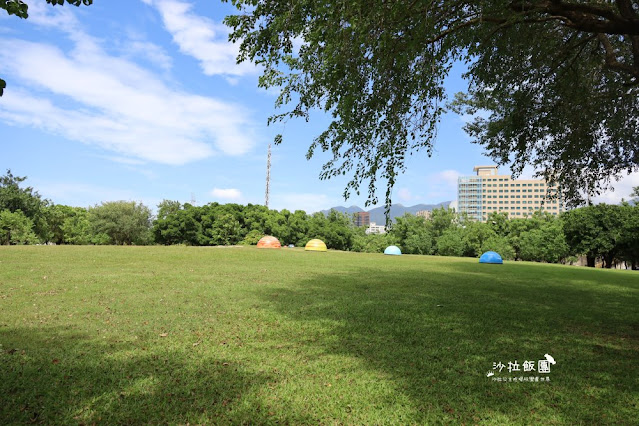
[384,245,402,256]
[479,251,503,264]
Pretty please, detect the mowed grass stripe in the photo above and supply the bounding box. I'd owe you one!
[0,246,637,424]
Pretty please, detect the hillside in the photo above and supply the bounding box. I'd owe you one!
[322,201,451,223]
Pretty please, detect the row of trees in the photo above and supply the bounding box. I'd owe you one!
[2,171,638,268]
[0,170,152,245]
[359,205,639,269]
[153,201,354,250]
[355,209,567,263]
[0,170,355,249]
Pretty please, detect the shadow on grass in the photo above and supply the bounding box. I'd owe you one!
[0,326,311,424]
[256,261,639,423]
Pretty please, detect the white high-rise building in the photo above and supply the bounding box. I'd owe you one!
[458,166,564,221]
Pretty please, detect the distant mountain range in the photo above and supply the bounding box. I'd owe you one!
[321,202,452,224]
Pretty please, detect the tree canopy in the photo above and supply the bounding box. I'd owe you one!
[224,0,639,211]
[562,203,625,267]
[0,0,91,19]
[0,169,50,240]
[90,201,153,245]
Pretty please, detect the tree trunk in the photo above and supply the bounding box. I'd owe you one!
[586,256,596,267]
[604,255,613,268]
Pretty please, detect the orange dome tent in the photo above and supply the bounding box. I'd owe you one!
[257,235,281,249]
[304,239,327,252]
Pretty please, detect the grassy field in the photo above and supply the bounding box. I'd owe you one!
[0,246,637,424]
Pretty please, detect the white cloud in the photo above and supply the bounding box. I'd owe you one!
[211,188,243,201]
[102,156,148,166]
[126,40,173,71]
[419,169,462,202]
[396,188,413,203]
[458,109,490,125]
[24,1,78,32]
[144,0,257,78]
[0,12,257,165]
[431,169,462,187]
[291,36,305,54]
[592,172,639,204]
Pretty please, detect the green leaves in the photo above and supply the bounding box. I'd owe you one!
[89,201,153,245]
[0,0,93,16]
[0,210,38,245]
[459,17,639,207]
[562,204,628,268]
[44,0,93,6]
[227,0,452,213]
[0,0,29,18]
[0,170,50,241]
[226,1,639,212]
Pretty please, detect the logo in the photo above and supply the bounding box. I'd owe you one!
[488,354,556,383]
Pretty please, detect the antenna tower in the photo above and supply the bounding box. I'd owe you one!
[265,144,271,208]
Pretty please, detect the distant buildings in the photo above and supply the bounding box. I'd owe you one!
[354,211,386,233]
[354,211,370,227]
[365,222,387,235]
[415,210,432,220]
[458,166,564,221]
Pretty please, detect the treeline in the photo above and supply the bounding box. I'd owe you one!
[359,206,639,269]
[1,170,638,269]
[0,171,153,245]
[153,201,353,249]
[0,170,354,248]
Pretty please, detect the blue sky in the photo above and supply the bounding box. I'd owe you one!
[1,1,635,213]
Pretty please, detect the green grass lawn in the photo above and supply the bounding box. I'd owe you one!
[1,246,637,424]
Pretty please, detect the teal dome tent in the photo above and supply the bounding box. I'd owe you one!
[479,251,503,264]
[384,245,402,256]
